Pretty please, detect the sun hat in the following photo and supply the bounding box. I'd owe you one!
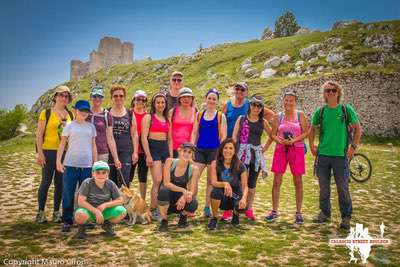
[52,85,72,102]
[73,100,91,111]
[92,161,110,171]
[171,71,183,78]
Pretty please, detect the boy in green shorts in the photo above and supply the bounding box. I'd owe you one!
[74,161,126,239]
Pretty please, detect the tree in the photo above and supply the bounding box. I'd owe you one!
[0,104,28,140]
[274,11,300,37]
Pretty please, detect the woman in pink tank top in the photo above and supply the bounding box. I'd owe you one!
[169,87,196,158]
[267,91,309,225]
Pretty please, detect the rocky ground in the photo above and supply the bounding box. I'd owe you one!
[0,143,399,266]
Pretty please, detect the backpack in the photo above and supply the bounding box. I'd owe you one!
[319,104,353,152]
[90,109,110,128]
[197,110,223,139]
[171,158,193,180]
[35,108,74,152]
[278,111,307,154]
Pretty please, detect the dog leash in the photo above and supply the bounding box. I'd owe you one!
[109,163,129,187]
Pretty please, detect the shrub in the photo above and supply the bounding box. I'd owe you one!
[0,104,28,140]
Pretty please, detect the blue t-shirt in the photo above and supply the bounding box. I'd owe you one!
[226,99,250,138]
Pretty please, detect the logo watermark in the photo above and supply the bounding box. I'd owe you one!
[329,223,391,264]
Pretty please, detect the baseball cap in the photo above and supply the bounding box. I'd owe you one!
[92,161,110,172]
[90,85,105,97]
[180,142,196,152]
[233,82,249,91]
[178,87,193,98]
[249,95,265,106]
[171,71,183,78]
[73,100,91,111]
[134,89,148,99]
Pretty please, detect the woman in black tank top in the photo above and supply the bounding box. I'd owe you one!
[157,143,200,232]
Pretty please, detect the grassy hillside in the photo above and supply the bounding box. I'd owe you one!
[32,20,400,113]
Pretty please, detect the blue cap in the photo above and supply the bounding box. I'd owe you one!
[73,100,91,111]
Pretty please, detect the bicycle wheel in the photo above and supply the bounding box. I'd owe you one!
[349,153,372,183]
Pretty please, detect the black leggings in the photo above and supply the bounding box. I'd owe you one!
[37,150,63,211]
[110,150,132,187]
[211,187,246,213]
[158,184,198,214]
[247,162,260,189]
[130,153,148,183]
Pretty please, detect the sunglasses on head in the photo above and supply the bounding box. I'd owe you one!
[113,94,125,98]
[235,86,246,92]
[95,170,108,175]
[324,88,338,93]
[172,78,182,82]
[251,103,263,108]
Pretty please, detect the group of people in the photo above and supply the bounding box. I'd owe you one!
[35,70,362,238]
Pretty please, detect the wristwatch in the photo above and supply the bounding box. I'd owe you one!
[351,143,358,150]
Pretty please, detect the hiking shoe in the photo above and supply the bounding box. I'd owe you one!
[265,210,278,222]
[178,214,188,228]
[245,209,256,221]
[151,209,160,221]
[340,217,351,230]
[159,219,168,232]
[312,212,330,223]
[35,210,47,223]
[77,225,86,239]
[85,222,96,229]
[220,210,233,221]
[231,213,240,226]
[52,211,62,223]
[295,212,304,225]
[61,223,71,233]
[208,217,218,230]
[102,221,116,237]
[203,206,212,218]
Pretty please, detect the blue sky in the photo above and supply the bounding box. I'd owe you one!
[0,0,399,110]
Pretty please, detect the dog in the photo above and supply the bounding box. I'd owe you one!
[120,185,152,225]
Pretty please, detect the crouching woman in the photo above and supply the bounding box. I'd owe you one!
[158,142,200,232]
[207,138,248,230]
[74,161,126,239]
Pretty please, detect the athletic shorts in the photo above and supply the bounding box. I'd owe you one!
[195,148,218,165]
[75,205,126,222]
[271,146,305,176]
[148,139,169,163]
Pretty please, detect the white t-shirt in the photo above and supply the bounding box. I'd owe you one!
[62,121,97,168]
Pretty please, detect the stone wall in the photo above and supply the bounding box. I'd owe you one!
[274,72,400,137]
[70,37,134,81]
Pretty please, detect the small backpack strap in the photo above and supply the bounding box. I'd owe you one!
[297,111,302,133]
[188,163,193,180]
[319,106,325,141]
[217,111,222,139]
[171,158,178,172]
[104,109,109,128]
[278,112,283,125]
[65,108,74,121]
[197,110,205,123]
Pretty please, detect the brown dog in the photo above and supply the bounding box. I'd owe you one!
[120,185,152,225]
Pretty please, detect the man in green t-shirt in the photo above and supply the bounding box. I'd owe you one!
[309,81,362,230]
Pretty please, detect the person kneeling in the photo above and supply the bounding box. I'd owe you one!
[74,161,126,239]
[158,143,200,232]
[208,138,248,230]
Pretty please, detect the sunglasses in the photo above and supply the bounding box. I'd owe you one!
[92,95,104,99]
[135,98,147,103]
[324,88,338,93]
[57,93,70,98]
[95,170,108,175]
[113,94,125,98]
[78,109,90,113]
[251,103,263,108]
[172,78,182,83]
[235,87,246,92]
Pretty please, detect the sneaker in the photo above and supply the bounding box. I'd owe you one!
[61,223,71,233]
[77,225,86,239]
[245,209,256,221]
[265,210,278,222]
[102,221,116,237]
[312,212,330,223]
[231,213,240,226]
[208,217,218,230]
[52,211,62,223]
[35,210,47,223]
[178,214,188,228]
[220,210,233,221]
[295,212,304,225]
[85,222,96,229]
[203,206,212,218]
[159,219,168,232]
[151,209,160,221]
[340,217,351,230]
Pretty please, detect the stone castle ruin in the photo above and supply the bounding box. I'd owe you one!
[70,37,134,80]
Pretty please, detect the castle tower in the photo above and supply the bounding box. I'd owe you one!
[70,60,84,81]
[98,37,123,67]
[122,42,134,64]
[89,50,104,74]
